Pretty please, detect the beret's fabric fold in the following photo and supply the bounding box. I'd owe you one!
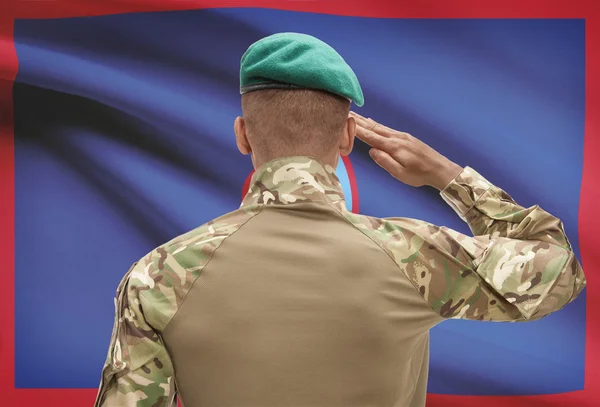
[240,32,364,106]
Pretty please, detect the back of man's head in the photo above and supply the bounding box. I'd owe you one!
[241,89,351,162]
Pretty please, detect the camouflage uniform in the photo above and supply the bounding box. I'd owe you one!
[94,156,585,407]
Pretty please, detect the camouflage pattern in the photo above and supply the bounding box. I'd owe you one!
[441,167,573,249]
[240,158,584,321]
[96,156,585,405]
[344,165,584,321]
[240,156,346,212]
[94,207,262,407]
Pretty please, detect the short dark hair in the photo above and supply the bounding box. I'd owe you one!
[241,89,350,159]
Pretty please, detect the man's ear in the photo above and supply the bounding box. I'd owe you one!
[339,115,356,156]
[234,116,251,155]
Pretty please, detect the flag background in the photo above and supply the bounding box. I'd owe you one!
[1,1,599,406]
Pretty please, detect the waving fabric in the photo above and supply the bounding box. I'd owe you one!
[13,8,585,398]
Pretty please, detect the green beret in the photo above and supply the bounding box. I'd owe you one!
[240,32,364,107]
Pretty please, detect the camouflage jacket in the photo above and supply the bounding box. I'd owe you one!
[94,156,585,407]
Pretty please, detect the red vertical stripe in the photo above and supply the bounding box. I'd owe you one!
[581,11,600,397]
[0,9,16,401]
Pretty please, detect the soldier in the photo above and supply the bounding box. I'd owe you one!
[94,33,586,407]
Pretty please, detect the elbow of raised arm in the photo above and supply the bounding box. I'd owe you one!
[563,252,586,303]
[526,250,586,321]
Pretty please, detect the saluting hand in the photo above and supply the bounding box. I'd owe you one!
[350,112,463,191]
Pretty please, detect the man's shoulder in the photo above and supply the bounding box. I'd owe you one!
[340,209,475,267]
[161,205,263,255]
[340,210,433,243]
[341,210,477,259]
[126,205,263,329]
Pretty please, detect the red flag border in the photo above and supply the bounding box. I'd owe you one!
[1,1,598,405]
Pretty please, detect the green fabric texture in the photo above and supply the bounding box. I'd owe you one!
[240,32,364,106]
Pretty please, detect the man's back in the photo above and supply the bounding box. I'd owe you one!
[95,156,585,407]
[164,173,437,407]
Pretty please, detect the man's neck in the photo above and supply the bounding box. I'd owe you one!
[252,152,338,170]
[241,156,347,212]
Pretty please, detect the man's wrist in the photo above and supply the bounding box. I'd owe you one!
[430,161,463,191]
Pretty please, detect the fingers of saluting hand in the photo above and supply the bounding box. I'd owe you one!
[354,124,398,152]
[349,111,381,131]
[349,111,412,141]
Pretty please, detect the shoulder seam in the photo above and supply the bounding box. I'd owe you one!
[326,204,443,319]
[325,205,409,272]
[147,205,265,333]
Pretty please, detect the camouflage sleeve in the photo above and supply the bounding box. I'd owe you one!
[441,166,574,248]
[383,166,585,322]
[94,262,177,407]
